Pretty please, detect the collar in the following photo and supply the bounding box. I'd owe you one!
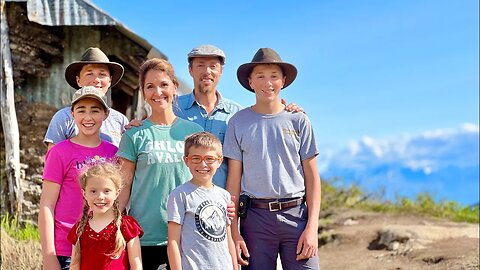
[186,90,231,113]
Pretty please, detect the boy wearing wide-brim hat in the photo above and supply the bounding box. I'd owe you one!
[44,47,129,149]
[224,48,321,269]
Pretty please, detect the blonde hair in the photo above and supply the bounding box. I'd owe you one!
[71,162,124,267]
[184,131,223,157]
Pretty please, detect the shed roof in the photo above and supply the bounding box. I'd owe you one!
[7,0,166,59]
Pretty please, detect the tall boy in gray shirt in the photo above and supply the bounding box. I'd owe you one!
[224,48,321,270]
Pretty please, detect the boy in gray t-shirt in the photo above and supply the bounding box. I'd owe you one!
[167,132,237,270]
[43,47,128,149]
[224,48,321,270]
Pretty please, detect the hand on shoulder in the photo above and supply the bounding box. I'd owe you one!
[282,98,305,114]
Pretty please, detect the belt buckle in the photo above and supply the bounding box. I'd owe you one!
[268,200,281,211]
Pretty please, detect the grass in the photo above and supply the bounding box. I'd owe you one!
[0,218,42,270]
[1,213,40,241]
[321,178,479,223]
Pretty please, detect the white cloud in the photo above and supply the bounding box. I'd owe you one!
[319,123,480,205]
[423,166,432,175]
[460,123,480,133]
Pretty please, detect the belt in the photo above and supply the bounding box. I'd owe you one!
[250,197,304,212]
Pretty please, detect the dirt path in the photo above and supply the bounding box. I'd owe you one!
[318,209,479,270]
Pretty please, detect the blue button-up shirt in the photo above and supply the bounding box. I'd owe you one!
[175,91,243,188]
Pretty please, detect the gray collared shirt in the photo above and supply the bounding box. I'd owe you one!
[174,91,243,188]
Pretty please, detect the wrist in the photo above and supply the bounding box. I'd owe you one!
[305,221,318,231]
[43,251,57,257]
[231,229,242,239]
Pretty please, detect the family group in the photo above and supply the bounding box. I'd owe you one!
[39,44,321,270]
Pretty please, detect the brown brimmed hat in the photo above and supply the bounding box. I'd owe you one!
[65,47,124,89]
[237,48,297,92]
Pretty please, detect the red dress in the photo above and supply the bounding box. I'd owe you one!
[68,215,144,270]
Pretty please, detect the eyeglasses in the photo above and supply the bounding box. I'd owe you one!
[186,155,221,164]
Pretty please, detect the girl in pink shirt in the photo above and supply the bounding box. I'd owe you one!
[39,86,118,270]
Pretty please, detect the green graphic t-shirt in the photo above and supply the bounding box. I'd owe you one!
[117,118,203,246]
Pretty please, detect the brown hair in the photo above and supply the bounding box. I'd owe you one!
[139,58,179,93]
[71,162,124,267]
[184,131,222,157]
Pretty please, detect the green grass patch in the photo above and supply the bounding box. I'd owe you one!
[322,179,479,223]
[1,213,40,241]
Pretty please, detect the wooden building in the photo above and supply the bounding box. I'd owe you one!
[2,0,181,119]
[1,0,190,215]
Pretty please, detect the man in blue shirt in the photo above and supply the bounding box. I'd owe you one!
[174,45,242,188]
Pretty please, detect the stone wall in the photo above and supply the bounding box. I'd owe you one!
[0,95,56,222]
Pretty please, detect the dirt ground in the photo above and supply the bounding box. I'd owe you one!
[318,209,479,270]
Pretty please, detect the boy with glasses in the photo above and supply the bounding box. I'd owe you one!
[167,132,237,270]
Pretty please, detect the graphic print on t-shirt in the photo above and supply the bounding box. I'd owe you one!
[195,200,226,242]
[145,140,184,165]
[75,155,110,170]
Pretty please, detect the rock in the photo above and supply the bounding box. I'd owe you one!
[31,174,43,185]
[377,226,416,246]
[388,241,400,251]
[343,218,359,226]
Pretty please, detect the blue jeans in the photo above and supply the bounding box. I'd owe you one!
[57,256,71,270]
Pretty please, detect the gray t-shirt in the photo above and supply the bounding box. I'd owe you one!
[223,108,319,198]
[44,106,128,147]
[167,181,233,270]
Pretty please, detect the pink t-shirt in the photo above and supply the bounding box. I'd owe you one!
[42,139,118,256]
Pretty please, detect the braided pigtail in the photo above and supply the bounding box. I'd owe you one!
[71,201,90,267]
[109,200,126,259]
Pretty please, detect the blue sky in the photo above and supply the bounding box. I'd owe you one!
[92,0,479,204]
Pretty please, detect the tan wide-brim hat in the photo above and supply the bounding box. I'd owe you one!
[65,47,124,89]
[237,48,297,92]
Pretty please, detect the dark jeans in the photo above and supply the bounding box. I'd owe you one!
[240,204,319,270]
[141,245,170,270]
[57,256,71,270]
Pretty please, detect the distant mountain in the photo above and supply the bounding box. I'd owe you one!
[319,123,479,206]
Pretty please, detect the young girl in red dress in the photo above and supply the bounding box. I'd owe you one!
[68,162,143,270]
